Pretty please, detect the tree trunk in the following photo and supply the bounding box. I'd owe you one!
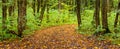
[39,0,47,24]
[76,0,81,28]
[17,0,27,37]
[93,0,101,35]
[114,0,120,33]
[101,0,111,34]
[92,0,100,28]
[32,0,36,16]
[2,0,7,32]
[47,0,49,23]
[37,0,41,13]
[94,0,100,28]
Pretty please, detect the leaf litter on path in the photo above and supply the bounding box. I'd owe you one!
[0,24,120,49]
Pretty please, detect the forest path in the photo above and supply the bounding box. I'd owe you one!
[0,24,120,49]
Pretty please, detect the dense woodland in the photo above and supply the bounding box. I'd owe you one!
[0,0,120,49]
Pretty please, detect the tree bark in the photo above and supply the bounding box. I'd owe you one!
[17,0,27,37]
[32,0,36,16]
[76,0,81,28]
[47,0,49,23]
[37,0,41,13]
[101,0,111,34]
[93,0,101,35]
[39,0,47,24]
[2,0,7,31]
[94,0,100,28]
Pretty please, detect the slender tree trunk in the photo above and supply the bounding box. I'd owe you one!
[2,0,7,32]
[37,0,40,13]
[101,0,111,34]
[93,0,101,35]
[17,0,27,37]
[114,0,120,33]
[33,0,36,16]
[76,0,81,28]
[39,0,47,24]
[47,0,49,23]
[94,0,100,28]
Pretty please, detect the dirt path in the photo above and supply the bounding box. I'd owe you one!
[0,24,120,49]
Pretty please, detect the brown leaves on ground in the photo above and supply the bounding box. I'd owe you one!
[0,24,120,49]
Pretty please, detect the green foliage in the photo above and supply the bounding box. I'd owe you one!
[95,25,103,33]
[113,0,119,9]
[97,33,120,44]
[78,10,95,35]
[77,10,120,45]
[41,9,77,27]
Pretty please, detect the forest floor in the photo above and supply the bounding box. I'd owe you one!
[0,24,120,49]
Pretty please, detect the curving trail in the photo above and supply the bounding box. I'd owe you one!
[0,24,120,49]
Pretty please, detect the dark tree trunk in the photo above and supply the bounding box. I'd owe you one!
[94,0,100,28]
[33,0,36,16]
[39,0,47,24]
[17,0,27,37]
[47,0,49,23]
[37,0,41,13]
[2,0,7,32]
[101,0,111,34]
[92,0,100,27]
[76,0,81,28]
[93,0,101,35]
[114,0,120,33]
